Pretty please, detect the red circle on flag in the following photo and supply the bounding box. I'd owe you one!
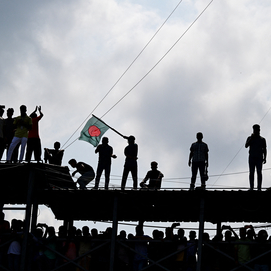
[88,125,101,137]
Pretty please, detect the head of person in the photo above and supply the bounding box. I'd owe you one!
[128,135,135,145]
[258,230,268,241]
[20,105,27,116]
[178,228,185,238]
[68,159,77,168]
[54,141,61,150]
[7,108,14,118]
[151,161,158,170]
[82,226,90,237]
[189,230,196,240]
[253,124,260,136]
[196,132,203,142]
[102,137,109,145]
[30,112,37,118]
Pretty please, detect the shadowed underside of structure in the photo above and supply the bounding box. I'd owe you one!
[0,163,270,223]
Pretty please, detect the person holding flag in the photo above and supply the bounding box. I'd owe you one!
[93,137,117,190]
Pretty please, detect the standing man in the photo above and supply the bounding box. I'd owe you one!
[245,124,267,191]
[7,105,32,163]
[93,137,117,190]
[188,132,209,191]
[121,135,138,190]
[68,159,95,190]
[25,106,43,162]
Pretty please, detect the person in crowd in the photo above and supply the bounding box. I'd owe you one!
[133,224,151,271]
[140,161,164,190]
[116,230,131,271]
[245,124,267,191]
[188,132,209,191]
[25,106,43,162]
[121,135,138,190]
[253,229,270,270]
[77,226,91,271]
[186,231,198,271]
[93,137,117,190]
[175,228,187,271]
[68,159,95,190]
[7,219,23,271]
[7,105,32,163]
[44,141,64,165]
[234,227,251,270]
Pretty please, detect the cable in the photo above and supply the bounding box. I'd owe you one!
[101,0,214,118]
[61,0,184,149]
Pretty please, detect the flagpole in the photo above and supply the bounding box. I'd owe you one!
[92,114,126,138]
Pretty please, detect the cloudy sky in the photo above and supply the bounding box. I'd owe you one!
[1,0,271,235]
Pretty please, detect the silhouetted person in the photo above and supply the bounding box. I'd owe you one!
[0,106,5,160]
[133,225,151,271]
[93,137,117,190]
[68,159,95,190]
[4,108,19,162]
[245,124,267,191]
[7,105,32,162]
[188,132,209,190]
[253,230,270,270]
[44,141,64,165]
[186,231,198,271]
[121,135,138,190]
[234,227,251,270]
[25,106,43,162]
[140,161,164,190]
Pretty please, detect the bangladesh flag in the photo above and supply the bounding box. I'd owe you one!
[79,116,109,147]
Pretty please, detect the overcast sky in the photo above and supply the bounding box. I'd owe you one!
[1,0,271,235]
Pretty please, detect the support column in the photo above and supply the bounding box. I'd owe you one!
[197,193,205,271]
[109,195,118,271]
[20,167,35,271]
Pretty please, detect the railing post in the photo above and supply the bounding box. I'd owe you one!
[197,193,205,271]
[109,195,118,271]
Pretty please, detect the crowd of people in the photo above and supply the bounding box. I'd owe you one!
[0,104,267,191]
[0,105,64,165]
[0,211,271,271]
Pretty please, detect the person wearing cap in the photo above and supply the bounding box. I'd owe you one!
[121,135,138,190]
[245,124,267,191]
[140,161,164,190]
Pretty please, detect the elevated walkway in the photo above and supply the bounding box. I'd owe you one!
[0,163,270,271]
[0,163,270,223]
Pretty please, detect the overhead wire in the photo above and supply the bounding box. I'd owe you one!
[101,0,214,118]
[61,0,184,150]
